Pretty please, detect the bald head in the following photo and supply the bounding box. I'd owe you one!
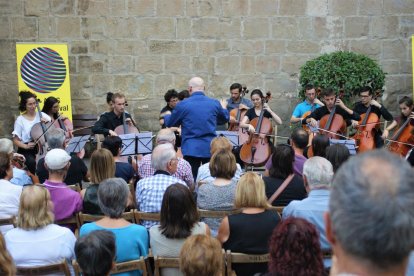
[188,77,205,94]
[156,128,176,146]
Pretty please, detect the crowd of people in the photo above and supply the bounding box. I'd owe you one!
[0,76,414,275]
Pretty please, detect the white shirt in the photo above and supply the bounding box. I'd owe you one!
[12,112,51,143]
[0,179,22,234]
[5,224,76,269]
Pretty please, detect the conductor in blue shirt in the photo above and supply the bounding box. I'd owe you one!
[165,77,229,180]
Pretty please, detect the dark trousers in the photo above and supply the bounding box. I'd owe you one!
[184,155,210,182]
[17,147,37,175]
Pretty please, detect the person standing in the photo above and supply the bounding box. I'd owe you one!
[165,77,229,180]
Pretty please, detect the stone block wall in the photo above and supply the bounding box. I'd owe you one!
[0,0,413,137]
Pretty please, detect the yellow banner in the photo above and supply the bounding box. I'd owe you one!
[16,43,72,121]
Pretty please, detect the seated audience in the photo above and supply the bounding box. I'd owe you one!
[325,144,350,173]
[102,136,135,183]
[36,128,88,185]
[0,138,33,186]
[268,217,325,275]
[150,184,210,275]
[326,150,414,275]
[80,178,148,276]
[0,152,22,234]
[75,230,116,276]
[197,149,238,236]
[138,129,193,188]
[217,172,280,276]
[0,232,15,275]
[283,156,334,267]
[196,136,242,185]
[5,185,76,267]
[136,143,187,229]
[305,134,330,158]
[265,128,308,177]
[180,235,223,276]
[43,148,82,220]
[81,148,116,215]
[263,144,306,206]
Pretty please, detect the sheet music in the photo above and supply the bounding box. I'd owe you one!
[216,131,240,147]
[65,135,90,154]
[329,139,357,155]
[119,132,153,155]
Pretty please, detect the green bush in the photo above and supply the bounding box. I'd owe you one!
[299,51,386,103]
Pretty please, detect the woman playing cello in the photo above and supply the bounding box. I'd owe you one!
[12,91,51,174]
[42,96,73,139]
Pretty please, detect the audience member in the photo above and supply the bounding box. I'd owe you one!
[197,149,238,236]
[0,138,33,186]
[0,152,22,234]
[5,185,76,267]
[43,148,82,220]
[138,129,193,188]
[80,178,148,276]
[75,230,116,276]
[136,143,187,229]
[36,128,88,185]
[150,184,210,275]
[81,148,116,215]
[325,144,350,173]
[283,156,334,267]
[102,136,135,183]
[265,128,308,177]
[326,150,414,275]
[263,144,307,206]
[196,136,242,185]
[180,235,223,276]
[305,134,330,158]
[217,172,280,276]
[268,217,325,276]
[0,232,15,276]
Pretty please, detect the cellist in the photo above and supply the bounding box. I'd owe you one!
[397,96,414,126]
[227,83,253,123]
[351,86,397,148]
[290,84,324,124]
[303,88,360,134]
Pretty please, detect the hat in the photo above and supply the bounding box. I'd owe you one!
[45,149,71,170]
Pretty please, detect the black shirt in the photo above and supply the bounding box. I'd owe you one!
[353,102,394,122]
[160,105,173,128]
[245,108,272,121]
[92,111,132,136]
[263,174,307,206]
[115,162,135,183]
[36,154,88,185]
[302,105,361,125]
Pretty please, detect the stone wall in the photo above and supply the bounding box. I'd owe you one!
[1,0,413,137]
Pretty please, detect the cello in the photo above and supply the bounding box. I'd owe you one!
[386,118,414,156]
[228,86,250,144]
[352,106,379,153]
[318,94,347,139]
[240,92,272,167]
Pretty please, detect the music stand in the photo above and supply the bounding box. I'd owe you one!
[66,135,90,155]
[216,131,240,148]
[330,139,357,155]
[119,132,153,156]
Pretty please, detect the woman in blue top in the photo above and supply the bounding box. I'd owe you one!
[80,178,148,276]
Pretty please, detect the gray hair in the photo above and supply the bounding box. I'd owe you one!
[46,128,65,149]
[151,143,175,171]
[0,138,13,154]
[303,157,333,188]
[98,178,129,218]
[156,129,176,145]
[330,150,414,270]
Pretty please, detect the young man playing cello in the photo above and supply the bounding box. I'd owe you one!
[291,84,324,124]
[302,88,360,135]
[351,86,397,148]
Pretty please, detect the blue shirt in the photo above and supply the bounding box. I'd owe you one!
[80,222,149,276]
[226,97,253,112]
[282,189,331,267]
[165,91,229,158]
[10,168,32,186]
[292,100,320,118]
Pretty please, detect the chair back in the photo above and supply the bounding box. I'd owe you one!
[154,256,180,276]
[16,259,71,276]
[73,257,148,276]
[0,216,16,228]
[225,250,269,276]
[133,209,160,224]
[72,114,97,136]
[267,206,284,218]
[55,213,80,229]
[78,211,135,225]
[198,209,241,219]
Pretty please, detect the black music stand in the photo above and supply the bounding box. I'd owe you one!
[329,139,357,155]
[119,132,153,156]
[216,131,241,148]
[66,135,90,155]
